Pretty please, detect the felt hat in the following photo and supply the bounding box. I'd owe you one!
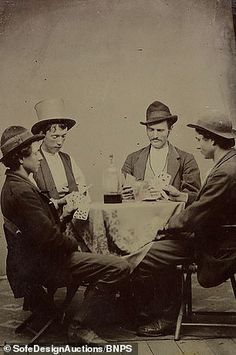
[187,116,236,139]
[140,101,178,126]
[0,126,44,162]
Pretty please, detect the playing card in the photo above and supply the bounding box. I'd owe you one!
[73,195,91,220]
[158,172,171,186]
[73,208,89,220]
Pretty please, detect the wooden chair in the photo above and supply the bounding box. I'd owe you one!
[174,263,236,340]
[3,218,79,344]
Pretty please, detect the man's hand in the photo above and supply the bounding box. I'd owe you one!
[61,203,77,219]
[121,186,134,200]
[51,197,67,209]
[148,186,161,200]
[162,185,188,203]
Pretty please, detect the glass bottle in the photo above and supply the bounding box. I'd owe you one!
[102,154,122,203]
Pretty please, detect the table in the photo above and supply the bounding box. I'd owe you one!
[74,200,185,270]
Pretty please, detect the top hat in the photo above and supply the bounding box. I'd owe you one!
[140,101,178,126]
[31,98,76,134]
[187,116,236,139]
[0,126,44,162]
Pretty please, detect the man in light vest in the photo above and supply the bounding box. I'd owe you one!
[32,98,86,207]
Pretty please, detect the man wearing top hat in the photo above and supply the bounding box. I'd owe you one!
[0,126,130,343]
[122,100,201,204]
[31,98,86,210]
[135,115,236,336]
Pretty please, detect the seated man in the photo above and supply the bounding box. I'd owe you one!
[122,100,201,321]
[31,98,89,248]
[134,115,236,336]
[31,97,86,207]
[122,100,201,204]
[0,126,130,344]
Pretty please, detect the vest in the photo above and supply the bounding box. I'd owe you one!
[34,150,78,199]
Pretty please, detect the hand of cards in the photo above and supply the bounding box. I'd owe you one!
[122,173,173,201]
[148,173,172,200]
[64,185,91,220]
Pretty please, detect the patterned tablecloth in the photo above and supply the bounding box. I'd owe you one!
[73,201,184,270]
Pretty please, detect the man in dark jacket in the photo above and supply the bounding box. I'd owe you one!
[0,126,130,344]
[122,100,201,205]
[135,115,236,336]
[122,100,201,323]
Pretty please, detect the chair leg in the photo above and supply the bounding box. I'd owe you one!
[175,271,185,341]
[29,318,54,345]
[15,313,36,334]
[15,311,55,345]
[186,271,192,318]
[230,275,236,299]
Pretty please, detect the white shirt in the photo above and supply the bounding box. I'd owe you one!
[31,147,86,195]
[149,144,169,177]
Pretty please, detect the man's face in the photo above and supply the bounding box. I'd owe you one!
[195,133,214,159]
[22,141,42,174]
[42,125,68,154]
[146,120,171,149]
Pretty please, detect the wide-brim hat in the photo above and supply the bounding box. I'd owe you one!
[187,116,236,139]
[0,126,45,162]
[31,98,76,134]
[140,100,178,126]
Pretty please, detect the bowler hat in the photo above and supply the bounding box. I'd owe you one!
[187,116,236,139]
[140,101,178,126]
[31,98,76,134]
[0,126,44,162]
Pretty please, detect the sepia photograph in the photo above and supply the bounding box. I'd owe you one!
[0,0,236,354]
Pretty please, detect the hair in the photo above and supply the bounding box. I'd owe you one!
[2,144,32,170]
[40,123,67,135]
[195,128,235,150]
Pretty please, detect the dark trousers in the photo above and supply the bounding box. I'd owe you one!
[67,251,130,325]
[133,238,193,320]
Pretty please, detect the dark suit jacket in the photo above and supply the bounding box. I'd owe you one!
[168,149,236,287]
[1,171,78,297]
[122,144,201,205]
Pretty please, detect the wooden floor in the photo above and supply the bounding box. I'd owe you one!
[0,276,236,355]
[139,338,236,355]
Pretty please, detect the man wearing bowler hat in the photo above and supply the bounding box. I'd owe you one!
[31,98,87,210]
[0,126,130,343]
[135,115,236,336]
[122,100,201,203]
[122,100,201,323]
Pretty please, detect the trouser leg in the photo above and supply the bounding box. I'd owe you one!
[134,239,193,320]
[68,251,130,324]
[155,268,182,319]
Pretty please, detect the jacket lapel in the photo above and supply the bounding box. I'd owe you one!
[167,144,180,185]
[133,145,150,180]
